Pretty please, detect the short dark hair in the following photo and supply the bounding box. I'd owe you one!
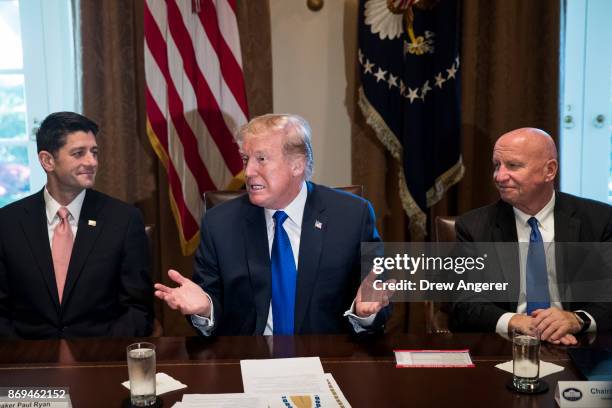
[36,112,99,155]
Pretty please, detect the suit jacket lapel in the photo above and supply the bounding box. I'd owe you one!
[553,193,580,243]
[244,200,272,334]
[294,183,326,333]
[62,190,104,304]
[493,201,521,303]
[553,193,580,293]
[19,190,60,308]
[493,201,518,242]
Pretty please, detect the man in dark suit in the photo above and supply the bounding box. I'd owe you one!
[155,114,390,335]
[450,127,612,345]
[0,112,153,339]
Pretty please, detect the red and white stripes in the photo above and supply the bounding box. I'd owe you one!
[144,0,248,254]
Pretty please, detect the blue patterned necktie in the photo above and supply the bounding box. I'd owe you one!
[526,217,550,314]
[271,211,297,335]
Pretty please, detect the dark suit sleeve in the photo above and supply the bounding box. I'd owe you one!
[450,216,509,332]
[352,200,390,333]
[577,206,612,332]
[0,220,18,338]
[108,209,154,336]
[191,213,222,334]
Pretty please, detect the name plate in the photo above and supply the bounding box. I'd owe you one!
[0,387,71,408]
[555,381,612,407]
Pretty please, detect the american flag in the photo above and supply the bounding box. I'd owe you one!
[144,0,248,255]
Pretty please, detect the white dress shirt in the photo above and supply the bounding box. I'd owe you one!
[193,181,375,335]
[44,187,86,245]
[495,192,597,334]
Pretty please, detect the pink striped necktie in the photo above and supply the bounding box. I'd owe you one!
[52,207,74,303]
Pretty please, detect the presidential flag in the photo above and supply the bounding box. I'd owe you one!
[358,0,463,232]
[144,0,248,254]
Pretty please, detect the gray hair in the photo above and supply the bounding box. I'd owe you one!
[236,113,314,180]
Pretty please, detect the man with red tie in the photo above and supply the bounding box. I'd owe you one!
[0,112,153,339]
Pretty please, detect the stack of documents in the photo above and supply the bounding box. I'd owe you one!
[172,357,351,407]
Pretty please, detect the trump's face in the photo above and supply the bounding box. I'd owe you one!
[241,130,305,209]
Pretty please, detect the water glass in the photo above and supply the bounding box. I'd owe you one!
[512,328,541,392]
[127,342,156,406]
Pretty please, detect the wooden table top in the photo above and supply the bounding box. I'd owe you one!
[0,333,607,407]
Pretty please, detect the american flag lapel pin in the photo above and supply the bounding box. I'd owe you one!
[88,220,96,227]
[314,220,322,230]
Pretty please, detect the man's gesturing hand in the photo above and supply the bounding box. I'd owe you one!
[354,269,394,318]
[154,269,211,317]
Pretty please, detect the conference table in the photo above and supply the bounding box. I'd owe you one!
[0,333,607,407]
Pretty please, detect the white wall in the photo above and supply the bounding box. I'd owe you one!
[269,0,357,186]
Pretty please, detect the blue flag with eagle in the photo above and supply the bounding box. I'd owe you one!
[358,0,463,232]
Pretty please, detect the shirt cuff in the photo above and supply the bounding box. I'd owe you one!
[190,293,215,336]
[343,300,377,333]
[495,312,516,337]
[575,310,597,333]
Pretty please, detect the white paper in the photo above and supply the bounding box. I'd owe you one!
[176,359,351,408]
[325,373,352,408]
[122,372,187,395]
[495,360,564,378]
[555,381,612,407]
[181,393,338,408]
[264,394,338,407]
[394,350,474,367]
[241,357,328,394]
[181,393,267,407]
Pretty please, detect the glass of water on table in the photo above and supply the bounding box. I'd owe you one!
[127,342,157,406]
[510,328,548,393]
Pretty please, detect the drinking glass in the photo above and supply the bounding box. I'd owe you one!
[127,342,156,406]
[512,328,541,392]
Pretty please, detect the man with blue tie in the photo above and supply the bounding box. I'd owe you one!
[155,114,390,335]
[450,128,612,345]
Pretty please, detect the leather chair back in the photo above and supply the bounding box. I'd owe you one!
[434,215,457,242]
[203,185,364,213]
[425,216,457,334]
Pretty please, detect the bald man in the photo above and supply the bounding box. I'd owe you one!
[450,128,612,344]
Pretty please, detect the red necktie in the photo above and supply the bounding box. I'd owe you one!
[52,207,74,303]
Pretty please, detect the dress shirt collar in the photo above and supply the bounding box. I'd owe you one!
[264,181,307,228]
[512,191,555,230]
[44,187,86,225]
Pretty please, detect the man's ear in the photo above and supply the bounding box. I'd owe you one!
[544,159,558,182]
[38,151,55,172]
[291,156,306,177]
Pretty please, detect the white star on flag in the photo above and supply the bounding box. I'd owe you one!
[400,80,406,96]
[406,87,419,103]
[373,67,387,83]
[446,64,457,79]
[434,72,446,88]
[387,73,398,89]
[363,59,374,74]
[358,49,364,65]
[421,80,432,100]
